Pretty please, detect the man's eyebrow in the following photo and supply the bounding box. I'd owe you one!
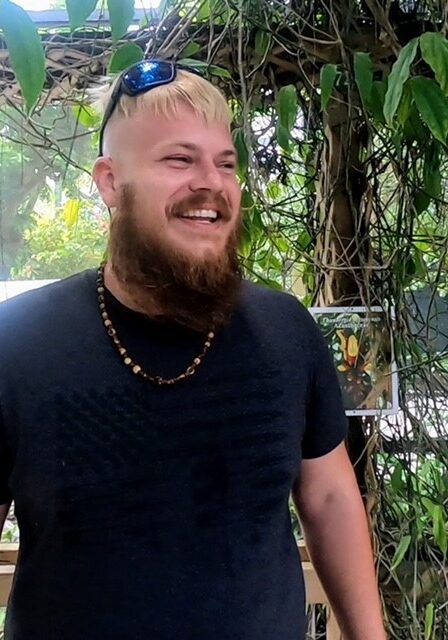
[163,142,237,157]
[219,149,238,158]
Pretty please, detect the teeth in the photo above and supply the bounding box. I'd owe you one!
[179,209,218,220]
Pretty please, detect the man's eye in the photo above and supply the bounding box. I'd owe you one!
[166,156,191,163]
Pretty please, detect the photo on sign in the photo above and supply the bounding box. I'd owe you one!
[309,306,399,416]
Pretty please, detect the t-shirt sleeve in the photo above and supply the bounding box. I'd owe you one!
[302,316,348,459]
[0,404,12,505]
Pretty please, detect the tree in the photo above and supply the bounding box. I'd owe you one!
[0,103,99,277]
[1,1,448,637]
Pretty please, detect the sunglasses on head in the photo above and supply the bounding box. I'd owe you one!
[98,58,203,155]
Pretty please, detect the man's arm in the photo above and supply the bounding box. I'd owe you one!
[292,442,387,640]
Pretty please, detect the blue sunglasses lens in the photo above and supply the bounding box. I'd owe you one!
[122,61,175,94]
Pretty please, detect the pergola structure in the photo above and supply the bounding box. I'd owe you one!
[0,7,160,107]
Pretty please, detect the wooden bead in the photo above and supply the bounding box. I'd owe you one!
[96,265,215,387]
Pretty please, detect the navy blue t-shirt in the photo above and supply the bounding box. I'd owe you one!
[0,269,347,640]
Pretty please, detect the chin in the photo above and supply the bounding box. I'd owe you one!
[178,243,225,263]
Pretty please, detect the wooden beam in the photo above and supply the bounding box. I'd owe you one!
[0,542,18,565]
[0,565,14,607]
[26,8,157,28]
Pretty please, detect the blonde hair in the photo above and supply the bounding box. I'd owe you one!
[93,68,232,128]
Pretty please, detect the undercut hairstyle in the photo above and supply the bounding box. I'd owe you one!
[92,68,232,128]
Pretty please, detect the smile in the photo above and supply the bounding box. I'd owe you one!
[176,209,221,224]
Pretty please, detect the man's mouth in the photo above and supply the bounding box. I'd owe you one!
[176,209,222,224]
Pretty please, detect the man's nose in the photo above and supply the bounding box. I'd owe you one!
[188,162,224,193]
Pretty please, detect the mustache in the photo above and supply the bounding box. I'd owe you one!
[167,192,232,220]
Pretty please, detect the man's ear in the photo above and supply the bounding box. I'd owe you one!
[92,156,119,208]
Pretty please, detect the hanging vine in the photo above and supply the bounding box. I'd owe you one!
[1,1,448,637]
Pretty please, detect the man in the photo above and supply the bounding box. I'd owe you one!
[0,59,386,639]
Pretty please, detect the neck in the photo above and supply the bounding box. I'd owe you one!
[103,261,162,317]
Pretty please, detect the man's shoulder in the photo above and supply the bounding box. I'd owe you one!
[241,279,310,319]
[239,279,320,344]
[0,269,96,335]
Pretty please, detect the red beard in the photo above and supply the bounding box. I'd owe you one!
[107,184,243,334]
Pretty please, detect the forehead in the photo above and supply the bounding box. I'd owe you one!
[112,104,235,156]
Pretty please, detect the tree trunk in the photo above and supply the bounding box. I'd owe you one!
[315,93,371,495]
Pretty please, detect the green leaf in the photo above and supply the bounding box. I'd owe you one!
[422,497,438,518]
[72,104,101,129]
[370,80,387,123]
[391,534,412,570]
[402,104,427,143]
[66,0,97,30]
[232,128,248,178]
[276,84,298,133]
[354,52,373,109]
[384,38,419,124]
[424,144,441,198]
[413,190,431,214]
[178,58,208,69]
[276,122,291,151]
[0,0,45,112]
[424,602,435,640]
[396,82,413,127]
[208,65,231,79]
[432,505,447,554]
[275,236,289,253]
[241,188,254,212]
[414,249,427,278]
[139,13,150,28]
[178,57,230,78]
[180,41,201,58]
[320,63,338,111]
[267,181,282,200]
[390,463,405,492]
[420,32,448,94]
[302,262,315,292]
[298,230,312,250]
[196,0,210,20]
[63,199,81,227]
[107,0,135,42]
[108,43,143,74]
[411,76,448,144]
[250,207,263,233]
[255,30,271,58]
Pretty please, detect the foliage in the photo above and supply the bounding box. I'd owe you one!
[1,1,448,638]
[0,102,99,278]
[11,207,108,280]
[0,1,45,111]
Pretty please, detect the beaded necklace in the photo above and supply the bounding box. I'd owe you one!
[96,264,215,386]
